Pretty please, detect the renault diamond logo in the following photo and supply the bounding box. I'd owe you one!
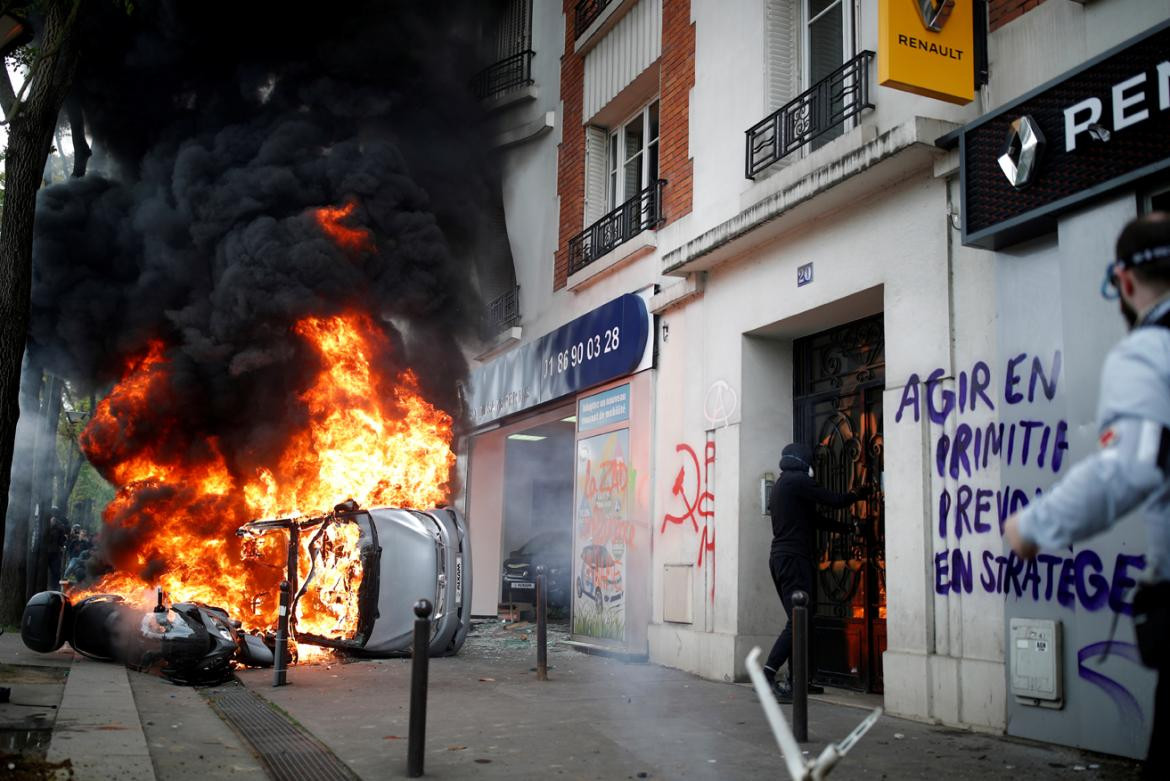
[916,0,955,32]
[998,115,1046,188]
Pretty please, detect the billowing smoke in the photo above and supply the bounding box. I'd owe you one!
[26,1,507,576]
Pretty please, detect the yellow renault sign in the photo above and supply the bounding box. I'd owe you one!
[879,0,974,105]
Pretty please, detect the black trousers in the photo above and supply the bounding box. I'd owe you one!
[765,554,817,680]
[1147,664,1170,778]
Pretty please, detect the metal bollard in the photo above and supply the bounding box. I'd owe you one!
[536,566,548,681]
[274,580,290,687]
[407,598,433,778]
[791,590,809,742]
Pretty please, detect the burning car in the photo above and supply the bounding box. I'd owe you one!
[238,503,471,656]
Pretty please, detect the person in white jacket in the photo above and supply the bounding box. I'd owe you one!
[1006,211,1170,779]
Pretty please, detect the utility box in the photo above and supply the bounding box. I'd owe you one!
[1010,618,1063,708]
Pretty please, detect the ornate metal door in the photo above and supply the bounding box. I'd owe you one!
[793,314,885,693]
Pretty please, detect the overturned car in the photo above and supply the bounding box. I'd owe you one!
[21,505,472,680]
[237,504,472,657]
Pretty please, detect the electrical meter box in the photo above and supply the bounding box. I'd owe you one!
[1009,618,1063,708]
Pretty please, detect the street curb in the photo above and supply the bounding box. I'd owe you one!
[47,653,156,781]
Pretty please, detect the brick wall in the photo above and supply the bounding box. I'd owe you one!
[659,0,695,228]
[554,1,586,291]
[989,0,1048,32]
[554,0,695,290]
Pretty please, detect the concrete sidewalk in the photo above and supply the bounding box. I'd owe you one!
[2,619,1148,779]
[236,620,1143,780]
[0,630,262,780]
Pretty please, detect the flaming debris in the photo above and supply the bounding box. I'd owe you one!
[78,310,455,650]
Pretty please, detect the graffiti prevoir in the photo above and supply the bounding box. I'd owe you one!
[896,350,1152,728]
[573,429,635,641]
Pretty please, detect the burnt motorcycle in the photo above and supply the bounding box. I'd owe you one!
[21,589,274,685]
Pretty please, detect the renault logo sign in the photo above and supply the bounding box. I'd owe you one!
[878,0,973,104]
[916,0,955,33]
[997,116,1046,188]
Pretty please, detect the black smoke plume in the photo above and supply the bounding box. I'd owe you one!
[26,1,508,573]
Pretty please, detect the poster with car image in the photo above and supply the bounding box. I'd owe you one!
[572,428,634,642]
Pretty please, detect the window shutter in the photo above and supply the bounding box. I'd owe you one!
[765,0,798,112]
[584,125,608,226]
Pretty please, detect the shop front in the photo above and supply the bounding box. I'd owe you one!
[942,20,1170,758]
[463,291,655,658]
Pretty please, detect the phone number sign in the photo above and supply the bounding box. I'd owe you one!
[466,294,651,427]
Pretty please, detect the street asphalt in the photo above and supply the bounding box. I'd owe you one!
[0,621,1146,779]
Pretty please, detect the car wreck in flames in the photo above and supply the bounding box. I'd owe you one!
[237,503,471,656]
[21,503,472,681]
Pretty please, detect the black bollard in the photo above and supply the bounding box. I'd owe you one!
[274,580,290,687]
[792,590,809,742]
[407,598,433,778]
[536,566,548,681]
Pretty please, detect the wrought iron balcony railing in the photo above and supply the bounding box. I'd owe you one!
[574,0,614,38]
[745,50,875,179]
[487,285,521,332]
[470,50,536,102]
[568,180,666,276]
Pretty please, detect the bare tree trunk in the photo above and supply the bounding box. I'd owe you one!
[0,0,83,624]
[27,374,63,596]
[0,361,43,619]
[65,93,90,178]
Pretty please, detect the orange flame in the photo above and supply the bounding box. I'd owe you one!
[80,309,455,661]
[315,202,374,255]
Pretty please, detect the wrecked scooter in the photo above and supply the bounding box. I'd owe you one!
[21,588,274,685]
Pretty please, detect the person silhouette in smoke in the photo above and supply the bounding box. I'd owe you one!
[764,443,873,702]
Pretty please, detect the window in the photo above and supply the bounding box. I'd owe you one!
[1148,186,1170,214]
[607,100,660,210]
[804,0,854,149]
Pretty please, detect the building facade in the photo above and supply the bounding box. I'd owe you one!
[460,0,1170,760]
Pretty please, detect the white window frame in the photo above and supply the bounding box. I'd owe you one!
[606,99,660,211]
[801,0,857,150]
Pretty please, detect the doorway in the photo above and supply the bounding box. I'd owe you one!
[793,313,886,693]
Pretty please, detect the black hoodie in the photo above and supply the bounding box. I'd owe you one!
[768,443,866,559]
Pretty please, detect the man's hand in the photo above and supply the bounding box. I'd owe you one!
[1004,514,1039,559]
[854,484,876,501]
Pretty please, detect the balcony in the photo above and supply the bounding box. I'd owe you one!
[568,180,666,277]
[574,0,615,39]
[486,286,521,332]
[470,50,536,102]
[745,50,875,179]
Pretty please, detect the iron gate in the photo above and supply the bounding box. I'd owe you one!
[793,314,885,693]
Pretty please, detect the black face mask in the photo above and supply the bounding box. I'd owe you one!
[1120,296,1139,329]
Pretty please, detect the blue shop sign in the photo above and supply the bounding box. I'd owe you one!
[466,293,650,427]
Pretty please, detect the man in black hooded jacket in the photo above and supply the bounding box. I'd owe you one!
[764,442,873,701]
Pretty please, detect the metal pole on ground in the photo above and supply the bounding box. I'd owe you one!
[536,565,548,681]
[792,590,809,743]
[274,580,290,687]
[407,598,433,778]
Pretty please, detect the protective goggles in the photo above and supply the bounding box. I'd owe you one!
[1100,244,1170,300]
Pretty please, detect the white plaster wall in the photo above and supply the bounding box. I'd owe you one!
[499,0,565,335]
[675,0,980,259]
[985,0,1170,112]
[650,170,955,683]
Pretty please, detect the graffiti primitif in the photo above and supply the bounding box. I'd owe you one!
[794,314,886,693]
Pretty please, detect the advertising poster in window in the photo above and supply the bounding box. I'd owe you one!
[572,427,633,642]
